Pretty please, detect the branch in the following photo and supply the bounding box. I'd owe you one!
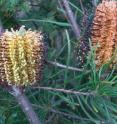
[32,86,94,96]
[92,0,98,7]
[33,102,108,123]
[0,18,3,36]
[27,0,39,29]
[11,86,42,124]
[32,104,91,121]
[61,0,81,39]
[50,108,90,121]
[50,109,108,124]
[79,0,85,13]
[47,60,84,72]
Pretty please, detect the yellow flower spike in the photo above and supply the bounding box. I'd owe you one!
[0,26,45,86]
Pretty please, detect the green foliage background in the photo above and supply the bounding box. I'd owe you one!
[0,0,117,124]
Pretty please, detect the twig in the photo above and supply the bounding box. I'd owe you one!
[32,86,94,96]
[92,0,98,7]
[11,86,42,124]
[45,113,55,124]
[79,0,85,13]
[32,104,110,123]
[50,108,90,121]
[26,0,39,29]
[61,0,81,39]
[0,19,3,36]
[32,104,91,121]
[47,60,83,72]
[50,109,109,124]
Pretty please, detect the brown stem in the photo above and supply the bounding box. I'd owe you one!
[62,0,81,39]
[31,86,94,96]
[11,86,42,124]
[47,60,83,72]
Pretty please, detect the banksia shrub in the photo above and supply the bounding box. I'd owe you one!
[91,0,117,67]
[0,26,45,86]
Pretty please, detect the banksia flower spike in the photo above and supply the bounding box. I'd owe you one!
[0,26,45,86]
[91,0,117,67]
[0,26,44,124]
[74,15,92,68]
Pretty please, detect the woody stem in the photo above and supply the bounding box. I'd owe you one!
[11,86,42,124]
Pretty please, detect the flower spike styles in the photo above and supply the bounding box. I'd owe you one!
[0,26,45,86]
[91,1,117,67]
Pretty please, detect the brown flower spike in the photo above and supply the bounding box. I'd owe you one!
[91,0,117,67]
[0,26,45,86]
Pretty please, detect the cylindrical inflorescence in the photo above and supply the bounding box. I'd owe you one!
[74,15,93,68]
[91,0,117,67]
[0,26,45,86]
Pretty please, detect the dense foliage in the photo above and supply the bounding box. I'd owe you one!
[0,0,117,124]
